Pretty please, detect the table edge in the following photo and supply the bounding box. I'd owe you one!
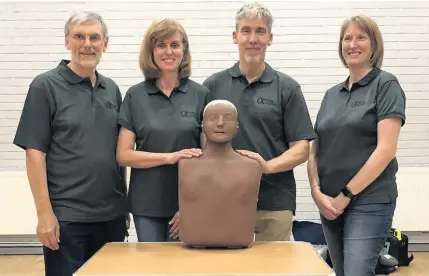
[73,241,334,276]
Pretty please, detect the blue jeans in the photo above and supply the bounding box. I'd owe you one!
[43,217,127,276]
[321,201,396,276]
[133,215,176,242]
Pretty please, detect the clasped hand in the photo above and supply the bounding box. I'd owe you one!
[312,189,351,220]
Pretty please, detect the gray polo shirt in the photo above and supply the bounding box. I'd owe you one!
[118,78,210,218]
[315,68,406,205]
[203,62,316,212]
[13,60,127,223]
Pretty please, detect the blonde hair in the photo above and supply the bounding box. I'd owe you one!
[339,15,384,68]
[139,19,191,80]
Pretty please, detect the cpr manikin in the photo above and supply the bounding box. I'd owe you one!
[178,100,262,248]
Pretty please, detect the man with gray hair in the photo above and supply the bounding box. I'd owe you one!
[13,12,127,276]
[203,2,316,241]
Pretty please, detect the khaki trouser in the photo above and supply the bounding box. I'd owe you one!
[254,210,293,241]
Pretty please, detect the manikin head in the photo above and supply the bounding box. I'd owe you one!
[202,100,239,144]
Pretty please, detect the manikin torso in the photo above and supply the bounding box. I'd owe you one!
[178,149,262,248]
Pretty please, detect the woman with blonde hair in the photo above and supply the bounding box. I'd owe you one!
[116,19,210,242]
[307,15,406,276]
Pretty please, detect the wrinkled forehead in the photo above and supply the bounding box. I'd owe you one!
[237,17,270,31]
[69,21,104,35]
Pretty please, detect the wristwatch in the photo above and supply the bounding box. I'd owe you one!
[341,186,356,200]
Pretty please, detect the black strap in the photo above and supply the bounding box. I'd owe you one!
[406,253,414,265]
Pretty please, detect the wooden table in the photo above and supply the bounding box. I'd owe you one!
[74,241,334,276]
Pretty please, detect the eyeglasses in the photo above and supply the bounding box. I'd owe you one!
[72,33,103,44]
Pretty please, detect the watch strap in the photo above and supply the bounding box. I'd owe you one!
[341,186,356,200]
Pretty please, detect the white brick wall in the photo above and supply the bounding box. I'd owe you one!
[1,1,428,239]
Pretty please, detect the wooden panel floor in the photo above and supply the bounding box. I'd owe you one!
[0,252,427,276]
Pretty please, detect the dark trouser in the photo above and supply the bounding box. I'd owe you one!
[133,215,175,242]
[321,201,396,276]
[43,217,127,276]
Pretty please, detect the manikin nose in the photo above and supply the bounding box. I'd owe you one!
[217,116,224,127]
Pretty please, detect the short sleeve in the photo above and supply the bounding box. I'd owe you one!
[376,80,406,126]
[313,91,329,136]
[115,86,123,110]
[117,92,136,133]
[13,85,54,153]
[283,85,317,143]
[202,76,215,92]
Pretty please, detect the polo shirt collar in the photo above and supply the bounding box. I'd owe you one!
[148,78,189,94]
[340,67,381,92]
[228,61,274,83]
[57,59,106,88]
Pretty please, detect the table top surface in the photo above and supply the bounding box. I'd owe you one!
[74,241,333,276]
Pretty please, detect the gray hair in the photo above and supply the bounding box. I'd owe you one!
[64,11,108,38]
[235,2,274,32]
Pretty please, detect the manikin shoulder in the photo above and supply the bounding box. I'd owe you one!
[235,154,263,172]
[179,154,261,171]
[178,157,201,168]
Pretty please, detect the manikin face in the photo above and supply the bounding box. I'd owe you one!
[203,104,238,143]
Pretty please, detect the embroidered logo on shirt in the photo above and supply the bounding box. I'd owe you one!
[351,101,365,107]
[105,101,118,110]
[181,110,197,118]
[256,97,276,106]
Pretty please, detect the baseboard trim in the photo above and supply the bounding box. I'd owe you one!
[409,243,429,252]
[0,235,42,255]
[0,246,42,255]
[0,234,427,255]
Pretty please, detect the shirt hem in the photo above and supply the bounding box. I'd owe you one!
[55,211,126,223]
[117,119,136,133]
[287,134,317,143]
[129,210,177,218]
